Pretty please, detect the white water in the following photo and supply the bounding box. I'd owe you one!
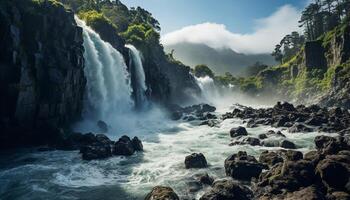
[125,44,149,110]
[76,17,134,121]
[0,18,337,200]
[0,103,335,199]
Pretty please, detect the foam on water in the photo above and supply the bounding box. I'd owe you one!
[0,109,337,199]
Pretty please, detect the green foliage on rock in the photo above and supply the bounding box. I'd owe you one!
[238,77,262,94]
[78,10,117,33]
[194,64,215,78]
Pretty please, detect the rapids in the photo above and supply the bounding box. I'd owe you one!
[0,18,336,200]
[0,100,334,199]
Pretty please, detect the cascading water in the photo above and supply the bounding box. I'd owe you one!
[195,76,220,103]
[125,44,149,110]
[75,17,134,122]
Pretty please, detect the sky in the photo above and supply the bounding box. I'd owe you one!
[121,0,310,54]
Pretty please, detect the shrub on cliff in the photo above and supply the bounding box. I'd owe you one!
[194,64,215,78]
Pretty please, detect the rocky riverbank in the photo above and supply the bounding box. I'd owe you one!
[147,102,350,200]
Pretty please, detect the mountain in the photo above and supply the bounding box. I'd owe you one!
[164,42,277,75]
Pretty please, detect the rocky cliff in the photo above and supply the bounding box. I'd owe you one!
[0,0,86,148]
[254,20,350,108]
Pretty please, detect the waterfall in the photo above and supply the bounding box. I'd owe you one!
[75,17,134,121]
[125,44,149,110]
[195,76,220,103]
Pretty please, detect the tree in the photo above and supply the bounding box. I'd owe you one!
[193,65,215,78]
[272,44,283,64]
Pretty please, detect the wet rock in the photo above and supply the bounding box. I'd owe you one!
[256,160,315,194]
[198,173,214,185]
[114,135,135,156]
[259,151,284,167]
[145,186,179,200]
[200,119,220,127]
[185,153,208,169]
[284,185,326,200]
[280,140,297,149]
[225,151,265,180]
[187,181,202,193]
[201,112,217,120]
[288,123,313,133]
[261,139,280,147]
[95,134,112,145]
[230,126,248,138]
[305,117,325,126]
[78,133,113,160]
[97,120,108,133]
[80,145,111,160]
[199,179,253,200]
[282,150,303,161]
[131,136,143,151]
[258,134,267,140]
[315,136,350,154]
[316,153,350,191]
[265,130,286,138]
[243,137,260,146]
[247,119,258,128]
[272,115,289,127]
[274,101,296,112]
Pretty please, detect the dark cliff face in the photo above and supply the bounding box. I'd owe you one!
[141,44,201,105]
[0,1,86,147]
[320,25,350,109]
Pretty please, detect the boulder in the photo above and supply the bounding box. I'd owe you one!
[95,134,112,145]
[199,179,253,200]
[114,135,135,156]
[224,151,265,180]
[274,101,296,112]
[259,151,284,167]
[261,139,280,147]
[131,136,143,151]
[258,134,268,140]
[288,123,313,133]
[230,126,248,138]
[256,160,315,194]
[316,153,350,191]
[80,145,111,160]
[185,153,208,169]
[243,137,260,146]
[315,136,350,154]
[145,186,179,200]
[280,140,297,149]
[282,150,303,161]
[284,185,326,200]
[198,173,214,185]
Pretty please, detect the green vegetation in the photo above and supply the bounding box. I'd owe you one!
[78,10,117,32]
[238,76,262,94]
[193,65,215,78]
[245,62,268,76]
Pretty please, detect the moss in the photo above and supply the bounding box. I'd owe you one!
[321,19,349,48]
[78,10,117,32]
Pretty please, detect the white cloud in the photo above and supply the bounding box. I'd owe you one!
[161,5,302,54]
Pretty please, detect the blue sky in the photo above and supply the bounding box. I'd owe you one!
[121,0,307,34]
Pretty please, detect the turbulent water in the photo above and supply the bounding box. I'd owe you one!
[0,19,337,200]
[125,44,149,110]
[0,99,335,200]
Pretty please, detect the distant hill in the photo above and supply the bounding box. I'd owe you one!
[164,42,277,75]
